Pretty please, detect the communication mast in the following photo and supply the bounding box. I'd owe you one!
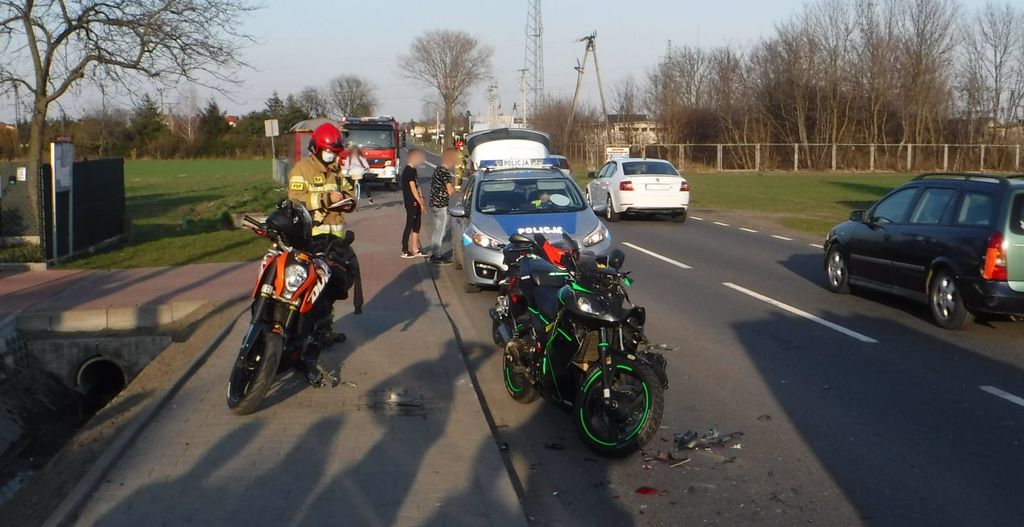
[486,81,500,128]
[524,0,544,122]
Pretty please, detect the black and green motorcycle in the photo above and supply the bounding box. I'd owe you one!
[491,233,669,457]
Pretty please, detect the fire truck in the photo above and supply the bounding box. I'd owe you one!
[341,116,401,190]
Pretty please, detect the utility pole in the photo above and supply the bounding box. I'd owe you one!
[567,32,611,143]
[524,0,544,120]
[486,81,500,128]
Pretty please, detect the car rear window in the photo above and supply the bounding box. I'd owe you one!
[956,191,996,227]
[909,188,956,225]
[622,162,679,176]
[1011,193,1024,235]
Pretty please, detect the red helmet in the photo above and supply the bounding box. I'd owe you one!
[455,139,465,150]
[310,123,346,153]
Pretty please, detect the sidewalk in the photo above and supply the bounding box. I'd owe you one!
[65,184,526,526]
[0,261,254,332]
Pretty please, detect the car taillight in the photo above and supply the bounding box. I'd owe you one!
[620,181,634,191]
[982,231,1008,281]
[680,180,690,191]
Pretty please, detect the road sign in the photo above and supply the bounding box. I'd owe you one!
[264,119,280,137]
[605,146,629,161]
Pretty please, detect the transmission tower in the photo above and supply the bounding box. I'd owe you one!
[486,81,500,128]
[524,0,544,121]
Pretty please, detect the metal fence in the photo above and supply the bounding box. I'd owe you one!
[565,143,1024,173]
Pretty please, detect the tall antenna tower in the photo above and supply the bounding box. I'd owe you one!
[486,81,500,128]
[524,0,544,121]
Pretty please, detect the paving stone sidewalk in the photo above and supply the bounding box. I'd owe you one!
[68,189,526,526]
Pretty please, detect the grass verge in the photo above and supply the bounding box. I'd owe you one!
[574,170,910,236]
[65,159,283,269]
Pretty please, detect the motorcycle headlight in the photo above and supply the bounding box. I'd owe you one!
[582,224,608,247]
[470,228,502,250]
[576,295,604,315]
[284,264,308,294]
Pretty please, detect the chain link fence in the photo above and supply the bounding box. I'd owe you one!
[565,143,1024,173]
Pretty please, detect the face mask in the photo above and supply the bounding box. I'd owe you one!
[320,150,337,164]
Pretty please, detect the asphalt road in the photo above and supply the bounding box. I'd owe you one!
[418,151,1024,526]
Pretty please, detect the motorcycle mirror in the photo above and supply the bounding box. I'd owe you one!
[509,233,531,244]
[561,232,580,254]
[608,248,626,270]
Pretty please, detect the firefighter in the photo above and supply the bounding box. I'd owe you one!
[453,138,467,190]
[287,122,363,385]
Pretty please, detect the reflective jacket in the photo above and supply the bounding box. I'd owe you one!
[288,155,353,236]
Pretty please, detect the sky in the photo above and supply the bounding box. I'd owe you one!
[0,0,995,123]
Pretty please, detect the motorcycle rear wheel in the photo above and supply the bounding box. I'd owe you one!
[574,359,663,457]
[227,328,283,415]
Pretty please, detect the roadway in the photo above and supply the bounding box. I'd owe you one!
[426,156,1024,525]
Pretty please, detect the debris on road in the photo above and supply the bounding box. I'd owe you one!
[635,486,662,495]
[757,414,772,421]
[674,427,744,451]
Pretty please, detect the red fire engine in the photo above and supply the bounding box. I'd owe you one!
[341,116,401,190]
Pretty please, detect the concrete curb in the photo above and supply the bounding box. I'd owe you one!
[0,262,48,271]
[42,301,247,527]
[423,261,530,526]
[18,301,206,333]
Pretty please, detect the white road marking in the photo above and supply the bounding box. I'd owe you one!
[809,243,824,249]
[623,242,692,270]
[739,227,759,233]
[722,282,878,343]
[979,385,1024,409]
[691,216,705,221]
[713,221,731,227]
[772,235,794,241]
[424,160,437,168]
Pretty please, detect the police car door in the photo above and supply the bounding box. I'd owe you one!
[452,174,475,255]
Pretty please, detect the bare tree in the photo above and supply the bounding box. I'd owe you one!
[327,75,378,118]
[962,2,1024,140]
[399,29,493,144]
[172,86,200,149]
[296,86,332,118]
[612,77,641,143]
[0,0,257,239]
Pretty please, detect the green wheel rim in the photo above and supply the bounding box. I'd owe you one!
[504,364,523,393]
[578,365,650,447]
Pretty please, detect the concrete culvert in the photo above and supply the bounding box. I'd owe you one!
[76,357,126,411]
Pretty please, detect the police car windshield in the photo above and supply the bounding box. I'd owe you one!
[476,177,585,215]
[346,127,394,148]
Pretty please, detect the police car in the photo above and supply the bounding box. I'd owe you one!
[449,160,612,292]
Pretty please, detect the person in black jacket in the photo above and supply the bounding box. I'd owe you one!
[401,148,427,258]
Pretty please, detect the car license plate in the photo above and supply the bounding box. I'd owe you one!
[645,184,671,191]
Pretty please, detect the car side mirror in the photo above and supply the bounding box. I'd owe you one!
[849,210,866,223]
[448,203,466,218]
[587,171,597,179]
[592,201,608,214]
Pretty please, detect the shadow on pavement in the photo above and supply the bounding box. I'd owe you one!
[731,310,1024,526]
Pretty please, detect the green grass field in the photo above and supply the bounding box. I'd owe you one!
[66,159,283,269]
[574,170,910,236]
[63,159,909,269]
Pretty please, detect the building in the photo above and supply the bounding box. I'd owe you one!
[225,115,239,128]
[607,114,661,145]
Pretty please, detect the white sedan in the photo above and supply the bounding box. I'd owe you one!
[585,158,690,223]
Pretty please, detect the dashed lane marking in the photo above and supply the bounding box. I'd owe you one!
[622,242,692,270]
[772,235,794,241]
[691,216,705,221]
[980,385,1024,409]
[739,227,758,233]
[809,243,824,249]
[722,282,878,344]
[713,221,731,227]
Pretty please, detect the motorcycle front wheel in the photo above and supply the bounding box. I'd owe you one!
[227,326,283,415]
[574,358,664,457]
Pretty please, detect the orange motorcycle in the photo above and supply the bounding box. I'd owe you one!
[227,201,356,415]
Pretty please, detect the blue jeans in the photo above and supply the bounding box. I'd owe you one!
[430,206,449,259]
